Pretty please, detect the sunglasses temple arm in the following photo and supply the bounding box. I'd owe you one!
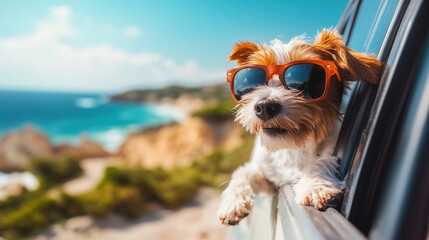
[333,67,342,81]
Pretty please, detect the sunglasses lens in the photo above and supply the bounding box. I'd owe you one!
[233,68,266,101]
[284,63,326,99]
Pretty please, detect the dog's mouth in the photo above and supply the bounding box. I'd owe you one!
[262,127,288,136]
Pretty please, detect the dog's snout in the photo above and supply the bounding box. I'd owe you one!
[254,100,281,120]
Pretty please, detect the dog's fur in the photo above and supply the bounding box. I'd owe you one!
[218,29,382,225]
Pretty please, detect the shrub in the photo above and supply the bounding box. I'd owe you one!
[99,166,199,208]
[78,184,144,219]
[0,190,44,219]
[192,132,255,187]
[191,98,237,121]
[146,167,199,208]
[0,127,255,239]
[29,157,83,189]
[0,186,143,239]
[0,194,72,239]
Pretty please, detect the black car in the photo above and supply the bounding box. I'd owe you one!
[231,0,429,239]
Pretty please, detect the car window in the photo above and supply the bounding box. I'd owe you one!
[340,0,406,176]
[341,0,429,235]
[341,0,400,109]
[365,0,401,55]
[335,0,406,226]
[369,25,429,240]
[336,0,402,177]
[347,1,385,53]
[339,0,398,113]
[337,0,359,41]
[335,0,389,179]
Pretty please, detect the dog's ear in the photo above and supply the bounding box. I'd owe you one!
[228,42,261,65]
[314,29,382,84]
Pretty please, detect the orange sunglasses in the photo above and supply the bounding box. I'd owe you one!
[226,59,341,103]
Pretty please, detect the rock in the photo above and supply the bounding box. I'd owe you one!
[116,117,243,169]
[0,127,110,171]
[0,127,53,171]
[53,137,110,159]
[0,183,25,200]
[117,118,216,168]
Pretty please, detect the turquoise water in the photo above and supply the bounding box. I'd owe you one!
[0,90,184,151]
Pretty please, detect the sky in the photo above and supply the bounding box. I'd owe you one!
[0,1,348,93]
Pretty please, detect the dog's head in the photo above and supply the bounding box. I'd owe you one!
[227,29,382,151]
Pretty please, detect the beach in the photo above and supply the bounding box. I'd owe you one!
[34,188,228,240]
[0,88,237,239]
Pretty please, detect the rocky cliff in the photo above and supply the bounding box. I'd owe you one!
[0,127,110,171]
[0,127,53,171]
[116,117,243,169]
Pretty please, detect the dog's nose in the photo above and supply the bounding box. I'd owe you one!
[254,100,281,120]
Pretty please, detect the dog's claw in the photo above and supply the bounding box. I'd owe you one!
[299,188,339,210]
[227,220,238,226]
[219,217,240,226]
[218,183,254,226]
[219,209,250,226]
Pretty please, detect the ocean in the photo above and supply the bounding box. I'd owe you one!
[0,89,184,152]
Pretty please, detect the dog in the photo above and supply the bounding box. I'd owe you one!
[218,29,382,225]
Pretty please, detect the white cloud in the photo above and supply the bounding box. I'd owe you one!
[0,5,223,92]
[122,25,142,38]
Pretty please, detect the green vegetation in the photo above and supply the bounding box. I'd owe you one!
[96,166,199,209]
[111,84,231,103]
[0,133,253,239]
[0,132,254,239]
[192,132,254,187]
[0,97,254,239]
[30,157,83,189]
[78,184,144,219]
[0,192,83,239]
[192,98,237,121]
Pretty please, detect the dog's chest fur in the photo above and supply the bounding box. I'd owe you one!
[252,127,338,187]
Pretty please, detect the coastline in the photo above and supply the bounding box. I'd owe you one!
[0,95,202,198]
[0,87,235,239]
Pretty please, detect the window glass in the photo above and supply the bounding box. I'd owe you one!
[347,1,383,52]
[336,1,358,40]
[340,0,382,113]
[366,0,400,54]
[348,0,400,54]
[341,0,400,112]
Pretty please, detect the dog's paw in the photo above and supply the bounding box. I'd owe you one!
[295,187,341,210]
[217,185,254,226]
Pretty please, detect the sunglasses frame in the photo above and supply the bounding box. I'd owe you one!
[226,59,342,103]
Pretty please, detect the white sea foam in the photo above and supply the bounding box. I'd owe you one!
[90,104,184,152]
[75,97,97,108]
[151,104,186,122]
[0,172,38,199]
[91,128,127,152]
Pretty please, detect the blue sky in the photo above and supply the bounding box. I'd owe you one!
[0,1,348,93]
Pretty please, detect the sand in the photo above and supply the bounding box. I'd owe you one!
[62,157,114,195]
[34,157,229,240]
[33,188,229,240]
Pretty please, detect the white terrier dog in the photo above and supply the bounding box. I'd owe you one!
[218,29,381,225]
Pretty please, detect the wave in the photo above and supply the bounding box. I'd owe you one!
[75,97,97,108]
[0,172,38,199]
[91,128,127,152]
[0,90,186,154]
[149,104,186,122]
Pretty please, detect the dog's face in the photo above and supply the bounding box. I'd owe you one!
[228,29,381,151]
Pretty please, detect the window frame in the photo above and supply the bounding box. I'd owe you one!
[339,0,427,235]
